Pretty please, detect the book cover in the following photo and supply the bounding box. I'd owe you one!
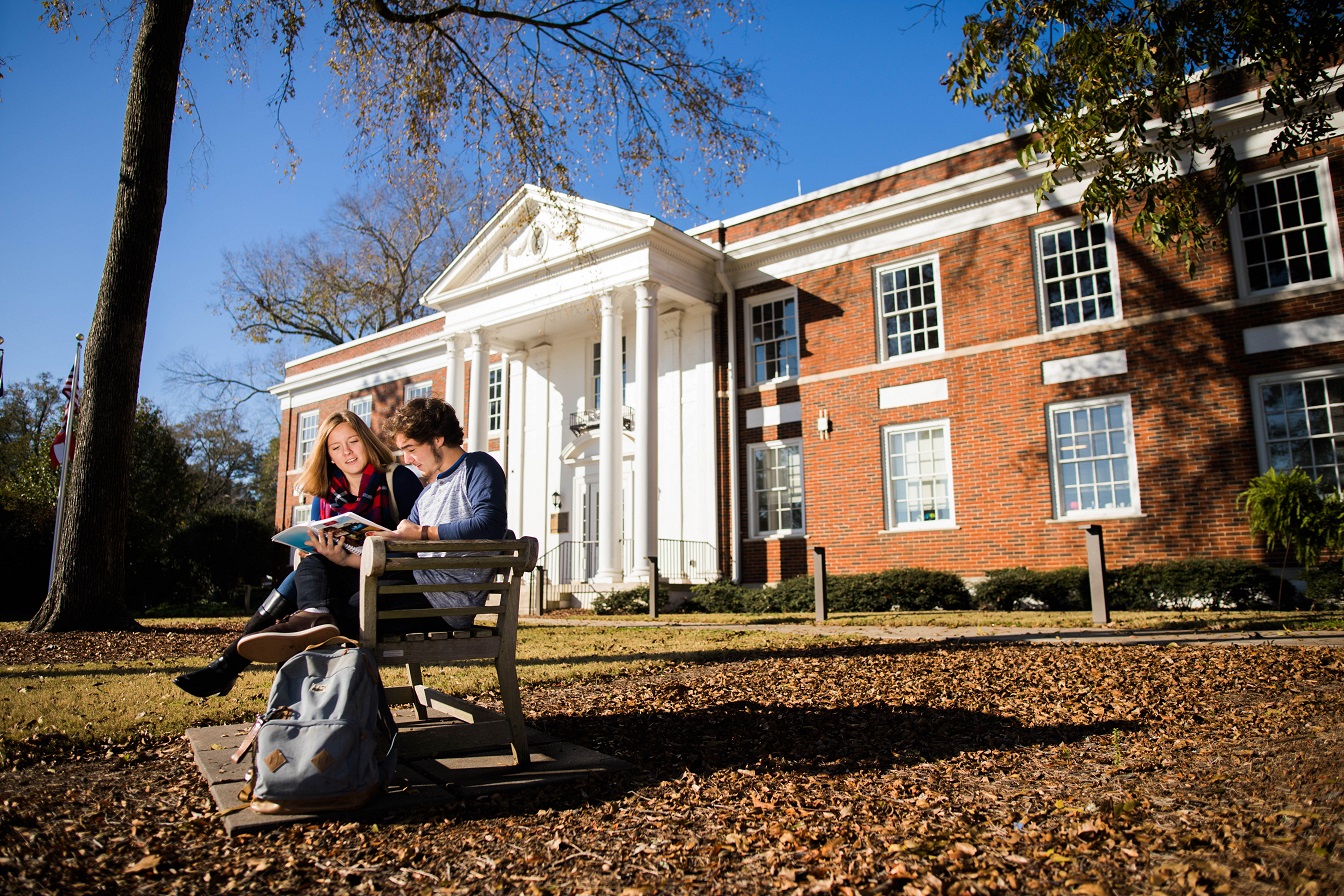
[272,512,389,555]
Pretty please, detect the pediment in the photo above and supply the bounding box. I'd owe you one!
[423,186,659,301]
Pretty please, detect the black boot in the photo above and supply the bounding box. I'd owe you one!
[174,591,292,698]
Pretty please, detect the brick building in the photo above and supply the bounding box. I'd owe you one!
[271,82,1344,597]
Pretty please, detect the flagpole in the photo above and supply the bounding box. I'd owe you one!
[49,333,85,590]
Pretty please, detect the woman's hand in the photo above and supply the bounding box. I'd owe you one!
[308,528,358,566]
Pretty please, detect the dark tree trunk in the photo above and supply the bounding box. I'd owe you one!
[28,0,195,633]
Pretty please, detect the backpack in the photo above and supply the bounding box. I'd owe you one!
[232,639,398,815]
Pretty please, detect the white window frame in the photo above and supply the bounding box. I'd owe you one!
[348,395,372,426]
[295,410,319,467]
[405,381,432,402]
[1033,218,1122,333]
[291,504,312,526]
[591,338,628,411]
[875,254,945,361]
[1229,157,1344,300]
[1249,365,1344,490]
[487,363,504,433]
[882,419,956,530]
[748,438,805,538]
[745,288,800,386]
[1047,394,1141,520]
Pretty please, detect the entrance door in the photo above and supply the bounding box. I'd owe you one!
[582,480,601,579]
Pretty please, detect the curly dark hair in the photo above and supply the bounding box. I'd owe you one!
[383,397,465,448]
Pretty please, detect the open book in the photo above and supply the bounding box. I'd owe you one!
[272,512,389,555]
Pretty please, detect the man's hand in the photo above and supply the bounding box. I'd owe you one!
[373,519,427,541]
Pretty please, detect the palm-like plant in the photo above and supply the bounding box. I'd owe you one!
[1238,468,1344,606]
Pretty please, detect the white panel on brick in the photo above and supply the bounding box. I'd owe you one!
[746,401,802,429]
[1041,350,1128,385]
[1244,314,1344,355]
[878,379,948,409]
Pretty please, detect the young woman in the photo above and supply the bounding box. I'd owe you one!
[174,410,423,698]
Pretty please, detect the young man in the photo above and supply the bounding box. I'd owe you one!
[238,397,508,663]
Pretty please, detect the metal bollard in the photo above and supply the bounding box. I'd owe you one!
[535,564,546,616]
[1081,525,1109,624]
[813,546,827,623]
[648,556,659,620]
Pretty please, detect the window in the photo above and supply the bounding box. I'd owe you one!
[1253,368,1344,489]
[291,504,312,527]
[592,338,627,410]
[883,421,954,527]
[750,439,804,536]
[295,410,318,466]
[348,395,372,425]
[1048,396,1139,518]
[876,256,943,359]
[488,363,504,432]
[1035,220,1119,331]
[748,292,799,384]
[1231,160,1342,297]
[405,381,432,402]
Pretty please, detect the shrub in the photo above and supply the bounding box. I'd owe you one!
[683,579,755,613]
[974,567,1089,611]
[1108,558,1290,610]
[871,568,973,610]
[1305,560,1344,610]
[592,584,673,615]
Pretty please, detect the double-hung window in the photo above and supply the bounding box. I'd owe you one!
[1048,395,1139,518]
[348,395,372,426]
[1252,367,1344,490]
[883,421,954,527]
[747,291,799,384]
[487,363,504,432]
[295,410,319,466]
[1230,159,1343,298]
[1035,220,1120,331]
[750,439,804,537]
[405,381,432,402]
[592,338,627,411]
[876,256,943,359]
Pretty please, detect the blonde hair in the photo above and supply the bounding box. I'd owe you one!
[295,410,396,498]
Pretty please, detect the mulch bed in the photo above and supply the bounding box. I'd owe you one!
[0,629,1341,895]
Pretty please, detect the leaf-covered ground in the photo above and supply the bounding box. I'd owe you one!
[1,637,1341,895]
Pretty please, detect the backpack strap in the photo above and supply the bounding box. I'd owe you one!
[387,464,401,523]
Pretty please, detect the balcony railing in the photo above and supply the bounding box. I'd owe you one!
[568,405,634,436]
[539,538,719,585]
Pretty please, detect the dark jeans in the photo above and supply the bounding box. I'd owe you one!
[293,553,450,638]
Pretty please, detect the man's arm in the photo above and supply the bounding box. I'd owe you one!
[430,455,508,540]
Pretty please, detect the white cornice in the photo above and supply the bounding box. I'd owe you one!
[270,327,447,401]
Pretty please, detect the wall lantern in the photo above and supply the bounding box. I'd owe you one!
[551,491,562,509]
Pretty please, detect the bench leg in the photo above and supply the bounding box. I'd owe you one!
[495,655,530,767]
[405,663,430,721]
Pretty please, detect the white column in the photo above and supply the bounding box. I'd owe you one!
[595,291,624,583]
[632,281,661,580]
[467,329,489,454]
[443,329,464,412]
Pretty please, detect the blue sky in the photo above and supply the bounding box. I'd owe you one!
[1,1,997,430]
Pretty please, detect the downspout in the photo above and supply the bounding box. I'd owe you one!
[714,224,742,583]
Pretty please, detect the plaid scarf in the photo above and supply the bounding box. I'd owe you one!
[317,464,391,526]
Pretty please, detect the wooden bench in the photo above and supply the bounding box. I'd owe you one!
[357,536,539,766]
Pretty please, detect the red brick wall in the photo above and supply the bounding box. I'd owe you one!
[717,140,1344,583]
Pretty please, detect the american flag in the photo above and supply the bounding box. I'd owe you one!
[61,365,81,409]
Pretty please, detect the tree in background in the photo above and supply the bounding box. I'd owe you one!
[944,0,1344,271]
[30,0,776,632]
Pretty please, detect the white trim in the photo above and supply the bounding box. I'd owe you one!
[747,437,805,539]
[1032,216,1122,333]
[283,313,444,370]
[881,418,956,531]
[1041,350,1129,385]
[1228,157,1344,301]
[874,251,945,362]
[745,402,802,430]
[1046,393,1142,520]
[405,380,433,402]
[878,378,948,409]
[744,286,801,387]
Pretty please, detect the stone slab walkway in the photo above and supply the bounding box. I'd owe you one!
[187,707,631,836]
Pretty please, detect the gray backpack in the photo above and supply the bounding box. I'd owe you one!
[233,640,398,814]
